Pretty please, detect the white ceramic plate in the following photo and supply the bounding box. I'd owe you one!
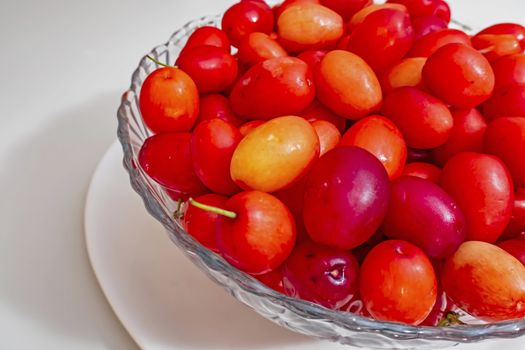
[85,142,525,350]
[84,141,349,350]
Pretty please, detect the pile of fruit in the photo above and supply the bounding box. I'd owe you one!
[136,0,525,326]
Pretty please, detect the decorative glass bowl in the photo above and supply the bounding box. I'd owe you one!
[116,3,525,349]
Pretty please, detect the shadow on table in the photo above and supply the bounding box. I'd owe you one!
[0,92,316,350]
[0,92,138,349]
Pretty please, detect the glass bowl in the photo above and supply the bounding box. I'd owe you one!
[116,3,525,349]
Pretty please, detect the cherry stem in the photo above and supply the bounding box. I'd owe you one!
[437,312,465,327]
[146,55,177,68]
[173,198,184,220]
[188,198,237,219]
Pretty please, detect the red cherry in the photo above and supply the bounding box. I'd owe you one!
[230,57,315,120]
[409,29,472,58]
[432,108,488,167]
[485,117,525,188]
[139,67,199,134]
[423,43,495,108]
[183,193,228,252]
[176,45,238,94]
[215,191,296,275]
[440,152,514,243]
[283,240,360,309]
[221,0,274,48]
[254,268,285,293]
[346,8,414,74]
[138,133,207,196]
[191,119,242,195]
[196,94,246,127]
[476,23,525,51]
[498,239,525,266]
[360,240,438,325]
[182,26,231,54]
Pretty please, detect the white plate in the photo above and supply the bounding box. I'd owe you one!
[84,142,525,350]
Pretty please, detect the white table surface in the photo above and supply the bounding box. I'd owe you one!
[1,0,524,349]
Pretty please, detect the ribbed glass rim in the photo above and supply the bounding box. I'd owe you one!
[116,3,525,344]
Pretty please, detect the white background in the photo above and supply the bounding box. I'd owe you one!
[0,0,524,349]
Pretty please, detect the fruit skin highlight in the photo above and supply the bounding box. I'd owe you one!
[230,115,319,193]
[303,146,390,250]
[360,240,438,325]
[216,191,296,275]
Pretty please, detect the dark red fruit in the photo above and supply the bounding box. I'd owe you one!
[283,241,359,309]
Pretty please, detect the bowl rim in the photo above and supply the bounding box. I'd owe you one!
[116,7,525,345]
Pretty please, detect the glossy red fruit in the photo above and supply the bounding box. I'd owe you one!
[138,133,207,195]
[341,115,407,179]
[299,99,346,132]
[432,108,487,166]
[254,268,285,293]
[483,84,525,120]
[303,147,390,250]
[221,0,274,47]
[216,191,296,275]
[237,32,288,66]
[183,194,228,252]
[139,67,199,133]
[492,54,525,91]
[230,57,315,120]
[485,117,525,188]
[191,119,242,195]
[182,26,231,54]
[315,50,382,120]
[239,120,264,136]
[440,152,514,243]
[408,29,472,57]
[501,192,525,240]
[387,0,450,22]
[381,57,427,93]
[412,15,447,40]
[382,87,453,149]
[349,3,408,29]
[346,8,414,74]
[196,94,245,127]
[423,43,495,108]
[277,3,344,52]
[402,162,441,183]
[476,23,525,51]
[297,50,328,71]
[382,176,466,259]
[320,0,372,21]
[498,239,525,266]
[274,176,309,243]
[360,240,438,325]
[472,33,521,62]
[283,241,359,309]
[442,241,525,322]
[176,45,238,94]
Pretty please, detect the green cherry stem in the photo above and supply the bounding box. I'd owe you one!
[146,55,177,68]
[188,198,237,219]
